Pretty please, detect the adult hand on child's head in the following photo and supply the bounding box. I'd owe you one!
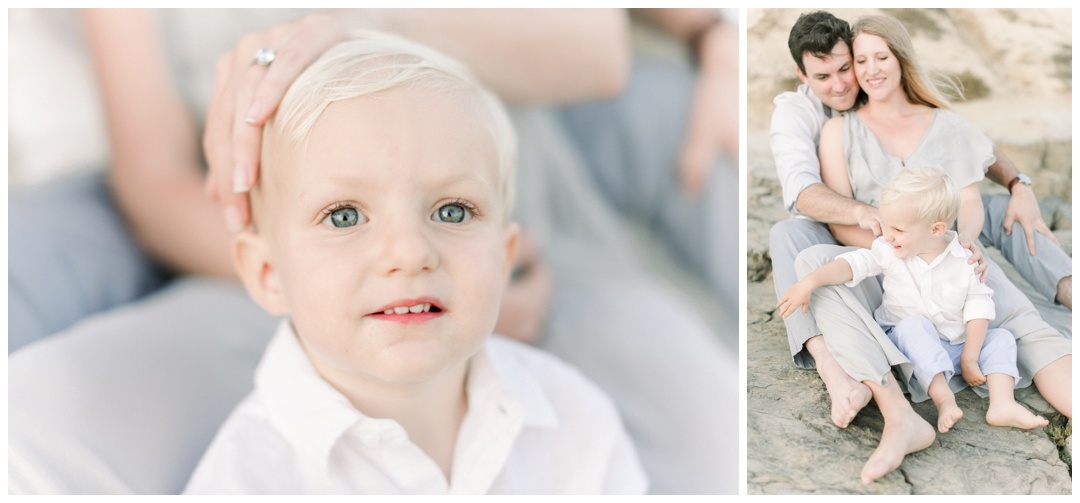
[678,19,738,196]
[494,234,554,345]
[855,205,883,237]
[1003,183,1058,256]
[204,12,351,232]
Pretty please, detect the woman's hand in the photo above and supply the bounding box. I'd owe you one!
[204,13,350,231]
[958,235,989,282]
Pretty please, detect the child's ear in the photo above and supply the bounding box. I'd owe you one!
[931,221,949,236]
[501,222,521,281]
[233,231,289,316]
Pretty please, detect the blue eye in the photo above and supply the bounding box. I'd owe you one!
[434,203,470,223]
[324,206,364,228]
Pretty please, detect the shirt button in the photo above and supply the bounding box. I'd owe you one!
[360,433,380,447]
[384,429,407,445]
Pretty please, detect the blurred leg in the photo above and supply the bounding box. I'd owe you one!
[769,218,837,367]
[980,194,1070,304]
[541,243,738,494]
[557,60,738,308]
[8,277,277,494]
[8,170,168,353]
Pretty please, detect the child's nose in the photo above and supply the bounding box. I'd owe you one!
[375,221,438,276]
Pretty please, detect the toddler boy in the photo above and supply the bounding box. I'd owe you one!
[778,165,1048,433]
[184,32,646,494]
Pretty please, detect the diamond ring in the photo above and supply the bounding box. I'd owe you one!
[253,47,276,66]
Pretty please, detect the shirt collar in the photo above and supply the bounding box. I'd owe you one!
[943,231,968,258]
[481,336,559,429]
[926,231,969,267]
[254,322,558,472]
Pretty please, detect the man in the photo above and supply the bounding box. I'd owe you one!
[766,10,1072,484]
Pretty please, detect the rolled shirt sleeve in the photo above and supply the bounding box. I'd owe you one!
[769,87,830,215]
[837,240,887,287]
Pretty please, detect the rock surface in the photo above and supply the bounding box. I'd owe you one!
[746,8,1072,494]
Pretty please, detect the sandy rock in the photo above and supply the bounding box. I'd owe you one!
[746,284,1072,494]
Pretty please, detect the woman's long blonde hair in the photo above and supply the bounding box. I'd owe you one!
[852,15,961,110]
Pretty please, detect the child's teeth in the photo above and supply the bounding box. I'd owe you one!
[382,304,435,315]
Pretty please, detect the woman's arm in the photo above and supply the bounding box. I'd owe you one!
[83,9,235,278]
[956,183,986,249]
[818,117,878,248]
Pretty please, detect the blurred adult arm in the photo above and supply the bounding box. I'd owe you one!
[84,9,236,278]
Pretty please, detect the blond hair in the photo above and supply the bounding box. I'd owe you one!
[880,165,960,227]
[852,15,961,110]
[265,30,516,215]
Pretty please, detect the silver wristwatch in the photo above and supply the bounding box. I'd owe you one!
[1008,173,1032,193]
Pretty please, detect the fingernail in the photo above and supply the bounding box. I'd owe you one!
[224,206,244,233]
[233,164,250,193]
[245,102,262,124]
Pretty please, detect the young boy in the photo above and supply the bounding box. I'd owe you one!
[184,33,646,494]
[777,165,1048,434]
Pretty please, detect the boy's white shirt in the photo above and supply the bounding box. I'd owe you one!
[184,321,647,495]
[837,231,995,344]
[769,84,835,217]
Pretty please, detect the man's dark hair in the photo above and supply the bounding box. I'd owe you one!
[788,11,852,75]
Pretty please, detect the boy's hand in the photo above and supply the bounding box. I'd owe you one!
[960,353,986,387]
[776,281,814,319]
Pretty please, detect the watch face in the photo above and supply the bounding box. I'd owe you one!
[1018,174,1032,185]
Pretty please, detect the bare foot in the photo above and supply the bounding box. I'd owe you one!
[936,401,964,433]
[818,358,872,428]
[986,401,1049,429]
[860,408,935,485]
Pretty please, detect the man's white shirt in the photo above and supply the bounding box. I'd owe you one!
[769,84,835,217]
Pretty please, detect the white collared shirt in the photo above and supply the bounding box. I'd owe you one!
[184,322,646,494]
[769,84,835,217]
[837,232,995,344]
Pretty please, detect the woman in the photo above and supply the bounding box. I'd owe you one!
[809,13,1072,484]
